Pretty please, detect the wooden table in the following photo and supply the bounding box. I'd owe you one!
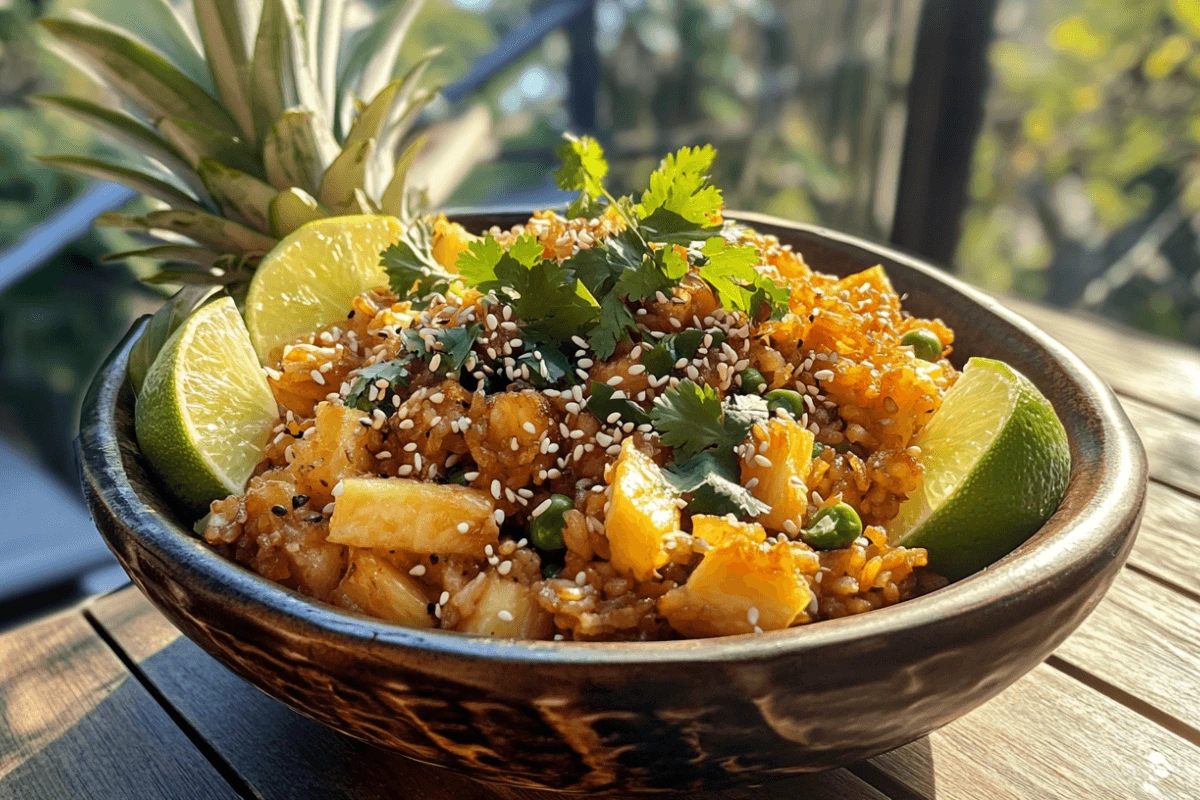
[3,297,1200,800]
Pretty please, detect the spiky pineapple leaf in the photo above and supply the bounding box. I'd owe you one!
[314,0,348,111]
[30,95,200,193]
[319,137,374,213]
[380,133,427,218]
[192,0,256,141]
[39,17,239,136]
[268,187,326,237]
[97,209,276,254]
[262,109,321,192]
[198,158,276,232]
[345,78,403,152]
[158,117,262,178]
[249,0,288,141]
[371,49,440,187]
[128,286,223,394]
[37,156,205,211]
[338,0,426,135]
[101,244,221,267]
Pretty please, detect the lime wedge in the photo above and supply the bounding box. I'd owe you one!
[889,357,1070,580]
[135,297,278,512]
[245,214,402,362]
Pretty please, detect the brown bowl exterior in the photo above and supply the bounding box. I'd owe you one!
[78,212,1146,794]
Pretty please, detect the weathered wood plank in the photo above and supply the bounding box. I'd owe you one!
[88,587,887,800]
[863,663,1200,799]
[0,607,235,800]
[1053,569,1200,740]
[1000,295,1200,422]
[1120,397,1200,498]
[1128,482,1200,599]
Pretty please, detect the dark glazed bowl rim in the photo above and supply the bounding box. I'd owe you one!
[79,209,1147,667]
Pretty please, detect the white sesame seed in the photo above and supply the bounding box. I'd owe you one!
[747,606,760,626]
[332,481,345,497]
[439,591,450,605]
[628,364,646,375]
[310,370,326,385]
[498,560,513,576]
[493,509,506,525]
[575,571,587,585]
[497,610,514,622]
[430,392,445,404]
[322,502,335,514]
[409,565,427,576]
[753,454,773,468]
[522,422,537,434]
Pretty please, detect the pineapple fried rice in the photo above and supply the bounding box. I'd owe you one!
[204,202,953,641]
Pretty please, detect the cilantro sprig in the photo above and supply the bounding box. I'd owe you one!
[649,379,769,459]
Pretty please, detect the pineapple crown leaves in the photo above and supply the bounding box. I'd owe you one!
[36,0,456,288]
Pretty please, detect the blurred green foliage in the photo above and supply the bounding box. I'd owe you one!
[961,0,1200,343]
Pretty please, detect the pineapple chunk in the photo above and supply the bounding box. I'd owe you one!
[431,216,476,271]
[289,401,376,503]
[328,478,499,556]
[740,417,813,532]
[659,530,814,638]
[605,439,681,582]
[454,572,552,638]
[333,549,433,627]
[691,514,767,547]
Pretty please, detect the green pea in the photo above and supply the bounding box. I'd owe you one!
[529,494,574,551]
[765,389,806,418]
[811,441,825,458]
[901,328,943,362]
[801,502,863,550]
[740,367,767,394]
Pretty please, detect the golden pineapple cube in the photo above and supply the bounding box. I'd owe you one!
[740,417,814,532]
[334,549,433,628]
[691,514,767,547]
[289,401,377,503]
[659,532,813,638]
[431,215,477,271]
[605,439,681,582]
[328,478,499,557]
[454,572,552,638]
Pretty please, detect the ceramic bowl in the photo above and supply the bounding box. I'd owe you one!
[78,211,1146,794]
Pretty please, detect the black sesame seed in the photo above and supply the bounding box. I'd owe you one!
[271,505,287,516]
[306,513,324,523]
[291,494,310,509]
[347,309,356,319]
[429,554,439,564]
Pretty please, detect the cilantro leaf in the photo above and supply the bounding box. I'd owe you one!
[613,254,672,302]
[380,218,453,304]
[650,380,727,459]
[636,145,723,228]
[555,134,608,199]
[508,233,545,267]
[401,325,481,376]
[640,342,676,377]
[565,229,645,297]
[697,237,787,318]
[661,245,690,280]
[588,292,637,361]
[664,449,769,518]
[586,381,651,425]
[344,360,411,411]
[517,346,571,387]
[723,394,770,444]
[488,256,599,342]
[456,235,505,284]
[650,380,769,458]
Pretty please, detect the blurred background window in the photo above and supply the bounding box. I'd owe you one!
[1,0,1198,615]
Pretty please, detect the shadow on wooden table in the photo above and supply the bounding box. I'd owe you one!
[72,587,936,799]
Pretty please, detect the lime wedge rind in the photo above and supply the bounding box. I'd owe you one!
[890,357,1070,581]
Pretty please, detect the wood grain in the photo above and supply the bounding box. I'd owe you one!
[0,606,234,800]
[1120,398,1200,499]
[864,663,1200,799]
[1000,295,1200,422]
[1127,482,1200,599]
[87,587,888,800]
[1052,569,1200,741]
